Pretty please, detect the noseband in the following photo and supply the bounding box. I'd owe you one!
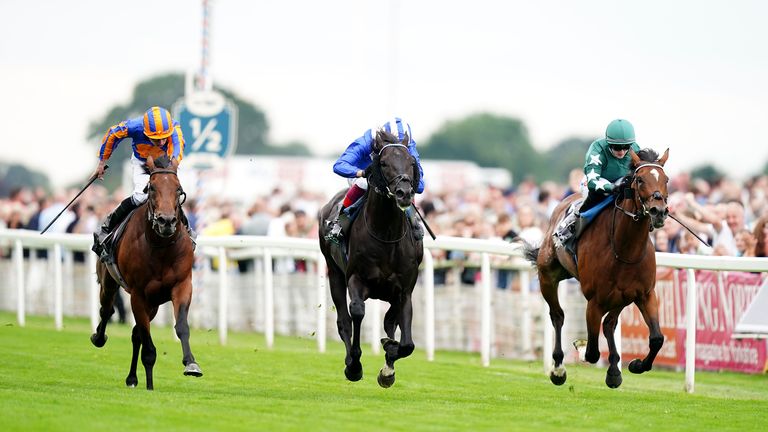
[146,169,186,235]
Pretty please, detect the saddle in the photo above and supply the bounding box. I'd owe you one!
[555,195,614,257]
[98,208,139,289]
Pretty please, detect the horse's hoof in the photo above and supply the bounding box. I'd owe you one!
[605,372,623,388]
[184,362,203,377]
[90,333,107,348]
[126,376,138,387]
[377,370,396,388]
[344,365,363,382]
[549,368,567,386]
[628,359,645,374]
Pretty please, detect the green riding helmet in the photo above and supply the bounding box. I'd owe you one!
[605,119,636,145]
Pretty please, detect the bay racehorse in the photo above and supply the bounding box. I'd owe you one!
[318,129,423,388]
[90,155,201,390]
[525,148,669,388]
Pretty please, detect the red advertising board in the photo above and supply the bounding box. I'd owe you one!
[620,269,767,373]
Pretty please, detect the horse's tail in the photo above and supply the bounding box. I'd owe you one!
[521,240,540,267]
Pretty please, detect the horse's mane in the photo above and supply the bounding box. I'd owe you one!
[615,148,660,195]
[153,154,173,169]
[635,148,659,163]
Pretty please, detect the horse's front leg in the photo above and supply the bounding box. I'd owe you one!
[378,294,415,388]
[602,309,623,388]
[328,265,358,381]
[584,300,604,364]
[345,274,367,382]
[628,293,664,375]
[129,296,157,390]
[126,324,140,387]
[173,294,202,377]
[90,269,118,348]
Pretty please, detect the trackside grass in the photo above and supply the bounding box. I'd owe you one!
[1,312,767,431]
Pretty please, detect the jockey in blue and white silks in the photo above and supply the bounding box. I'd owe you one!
[326,117,426,242]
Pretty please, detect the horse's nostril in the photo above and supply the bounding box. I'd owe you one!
[396,190,405,198]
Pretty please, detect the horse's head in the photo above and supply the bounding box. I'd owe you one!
[625,148,670,230]
[367,130,418,210]
[146,155,185,238]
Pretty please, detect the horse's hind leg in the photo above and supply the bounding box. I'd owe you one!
[628,295,664,375]
[602,309,623,389]
[346,274,367,382]
[328,265,361,381]
[378,295,415,388]
[540,274,567,385]
[90,267,118,348]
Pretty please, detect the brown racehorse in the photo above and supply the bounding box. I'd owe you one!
[525,148,669,388]
[90,155,201,390]
[318,130,423,388]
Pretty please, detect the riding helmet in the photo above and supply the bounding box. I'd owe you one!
[143,106,175,140]
[605,119,636,145]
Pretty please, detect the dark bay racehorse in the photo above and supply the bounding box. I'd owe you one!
[90,155,201,390]
[525,148,669,388]
[318,130,423,388]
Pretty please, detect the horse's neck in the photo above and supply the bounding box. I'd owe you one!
[365,192,405,234]
[614,198,651,250]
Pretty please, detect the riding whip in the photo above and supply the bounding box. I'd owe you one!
[412,204,436,240]
[667,213,710,248]
[40,165,108,235]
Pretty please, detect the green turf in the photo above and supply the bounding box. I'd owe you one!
[1,312,766,431]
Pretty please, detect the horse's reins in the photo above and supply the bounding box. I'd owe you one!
[146,169,186,248]
[610,162,667,264]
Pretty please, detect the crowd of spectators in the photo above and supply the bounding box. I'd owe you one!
[3,168,768,265]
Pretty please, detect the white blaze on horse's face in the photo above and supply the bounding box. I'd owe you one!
[650,168,660,182]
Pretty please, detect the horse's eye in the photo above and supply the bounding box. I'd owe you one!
[636,178,644,186]
[380,162,388,168]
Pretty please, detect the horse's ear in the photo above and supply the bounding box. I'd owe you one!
[658,148,669,166]
[171,157,179,171]
[401,132,410,145]
[372,129,384,153]
[146,155,156,171]
[629,150,640,167]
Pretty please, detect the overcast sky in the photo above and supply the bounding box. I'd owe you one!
[2,0,767,186]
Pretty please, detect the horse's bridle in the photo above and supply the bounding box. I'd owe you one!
[146,169,186,239]
[611,162,668,264]
[613,163,668,222]
[370,143,416,199]
[364,143,413,243]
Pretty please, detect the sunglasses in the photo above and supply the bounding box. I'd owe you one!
[609,144,631,151]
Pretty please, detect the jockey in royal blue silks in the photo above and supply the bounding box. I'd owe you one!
[91,106,193,257]
[325,117,426,243]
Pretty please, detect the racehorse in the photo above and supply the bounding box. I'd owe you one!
[318,129,423,388]
[524,148,669,388]
[90,155,201,390]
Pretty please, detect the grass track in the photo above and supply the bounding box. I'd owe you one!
[1,312,766,431]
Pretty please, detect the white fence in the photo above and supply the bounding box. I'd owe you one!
[1,228,767,393]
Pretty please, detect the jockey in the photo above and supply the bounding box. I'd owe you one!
[326,117,426,243]
[555,118,641,251]
[91,106,191,256]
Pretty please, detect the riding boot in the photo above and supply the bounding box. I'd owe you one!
[179,209,197,250]
[407,207,424,240]
[554,211,578,246]
[564,216,587,255]
[92,197,138,255]
[326,210,349,244]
